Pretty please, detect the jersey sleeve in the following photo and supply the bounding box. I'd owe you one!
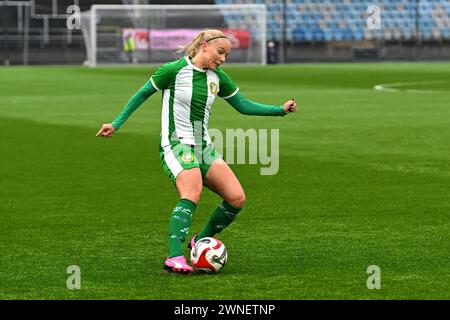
[149,61,177,91]
[216,68,239,99]
[225,91,286,117]
[111,80,157,130]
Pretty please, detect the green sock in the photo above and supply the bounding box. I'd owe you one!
[168,198,196,258]
[197,201,241,240]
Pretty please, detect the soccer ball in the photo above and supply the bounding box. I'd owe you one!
[190,237,228,273]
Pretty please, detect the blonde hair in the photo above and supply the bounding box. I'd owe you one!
[176,29,229,58]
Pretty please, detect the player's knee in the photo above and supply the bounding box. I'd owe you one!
[181,186,203,204]
[229,192,246,209]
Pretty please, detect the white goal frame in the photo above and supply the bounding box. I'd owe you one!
[82,4,267,67]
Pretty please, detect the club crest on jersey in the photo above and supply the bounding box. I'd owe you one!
[209,82,218,95]
[181,151,195,163]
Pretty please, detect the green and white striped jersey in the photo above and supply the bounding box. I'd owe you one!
[150,56,239,147]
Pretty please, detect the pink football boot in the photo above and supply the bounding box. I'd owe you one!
[163,256,193,274]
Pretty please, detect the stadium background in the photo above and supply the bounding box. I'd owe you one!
[2,0,450,64]
[0,0,449,300]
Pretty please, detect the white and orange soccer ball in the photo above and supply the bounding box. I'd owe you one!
[190,237,228,273]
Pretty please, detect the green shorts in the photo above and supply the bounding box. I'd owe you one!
[160,141,222,182]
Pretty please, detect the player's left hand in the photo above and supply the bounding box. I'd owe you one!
[283,98,297,114]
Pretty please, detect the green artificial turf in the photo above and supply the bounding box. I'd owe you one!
[0,63,449,299]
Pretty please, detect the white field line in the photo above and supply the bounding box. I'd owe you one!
[374,81,446,93]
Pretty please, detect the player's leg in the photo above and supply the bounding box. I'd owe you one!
[204,158,246,208]
[176,167,203,204]
[164,168,203,274]
[194,158,245,242]
[161,143,202,273]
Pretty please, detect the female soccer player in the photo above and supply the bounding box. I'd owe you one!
[96,29,297,274]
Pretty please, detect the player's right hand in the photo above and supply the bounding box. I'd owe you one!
[96,123,116,138]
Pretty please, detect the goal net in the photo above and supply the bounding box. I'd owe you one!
[80,4,267,67]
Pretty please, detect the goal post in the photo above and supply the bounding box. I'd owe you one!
[80,4,267,67]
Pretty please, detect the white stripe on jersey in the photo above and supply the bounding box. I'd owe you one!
[161,89,171,147]
[173,66,195,145]
[204,70,219,145]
